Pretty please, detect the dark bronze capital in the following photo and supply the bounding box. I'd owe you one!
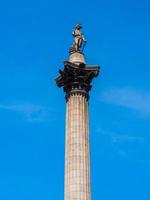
[55,61,100,101]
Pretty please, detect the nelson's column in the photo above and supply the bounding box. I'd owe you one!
[55,24,100,200]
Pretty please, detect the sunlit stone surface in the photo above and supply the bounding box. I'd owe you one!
[69,51,86,65]
[65,93,90,200]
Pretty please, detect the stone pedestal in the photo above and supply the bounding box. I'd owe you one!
[69,51,86,65]
[55,51,99,200]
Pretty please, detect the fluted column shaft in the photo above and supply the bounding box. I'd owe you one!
[65,94,91,200]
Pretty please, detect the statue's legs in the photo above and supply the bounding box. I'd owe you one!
[72,37,83,51]
[78,38,82,49]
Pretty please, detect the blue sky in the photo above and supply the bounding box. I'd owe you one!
[0,0,150,199]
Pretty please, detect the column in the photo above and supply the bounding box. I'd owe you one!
[65,93,91,200]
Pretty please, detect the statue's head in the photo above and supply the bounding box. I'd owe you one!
[76,23,82,30]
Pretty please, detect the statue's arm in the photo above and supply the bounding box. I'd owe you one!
[72,29,75,36]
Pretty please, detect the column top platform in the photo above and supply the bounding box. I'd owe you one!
[55,59,100,100]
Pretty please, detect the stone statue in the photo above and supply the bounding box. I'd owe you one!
[71,23,86,52]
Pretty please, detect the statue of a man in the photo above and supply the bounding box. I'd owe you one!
[72,23,86,52]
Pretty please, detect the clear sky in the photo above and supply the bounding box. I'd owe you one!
[0,0,150,199]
